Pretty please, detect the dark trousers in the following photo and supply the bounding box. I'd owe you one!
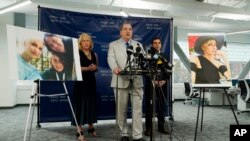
[145,78,167,130]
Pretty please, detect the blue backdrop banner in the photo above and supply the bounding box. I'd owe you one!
[38,7,173,122]
[39,81,74,122]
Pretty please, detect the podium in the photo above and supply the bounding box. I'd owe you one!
[119,69,161,75]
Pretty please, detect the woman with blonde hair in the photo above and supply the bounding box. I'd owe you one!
[72,33,98,141]
[17,38,44,80]
[190,35,231,84]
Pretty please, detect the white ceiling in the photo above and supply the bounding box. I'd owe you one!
[1,0,250,34]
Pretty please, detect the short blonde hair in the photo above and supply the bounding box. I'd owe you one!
[78,33,94,51]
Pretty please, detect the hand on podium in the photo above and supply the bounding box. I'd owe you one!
[113,67,121,75]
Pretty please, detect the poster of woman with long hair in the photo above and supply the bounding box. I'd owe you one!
[188,33,231,85]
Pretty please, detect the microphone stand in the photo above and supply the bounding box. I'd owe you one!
[156,70,173,141]
[146,59,158,141]
[160,63,173,141]
[123,53,133,80]
[148,56,172,141]
[128,54,133,81]
[117,53,133,141]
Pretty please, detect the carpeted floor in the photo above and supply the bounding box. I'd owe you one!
[0,101,249,141]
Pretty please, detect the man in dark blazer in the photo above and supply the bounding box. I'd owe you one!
[144,37,170,136]
[107,21,145,141]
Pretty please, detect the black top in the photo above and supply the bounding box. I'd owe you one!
[191,56,227,84]
[79,51,97,80]
[72,50,98,125]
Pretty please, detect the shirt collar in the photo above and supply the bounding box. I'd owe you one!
[120,38,131,45]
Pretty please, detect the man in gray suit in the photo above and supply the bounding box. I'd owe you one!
[107,21,145,141]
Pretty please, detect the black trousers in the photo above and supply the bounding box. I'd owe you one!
[145,77,167,130]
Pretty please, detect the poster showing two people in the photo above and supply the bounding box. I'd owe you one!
[7,25,82,81]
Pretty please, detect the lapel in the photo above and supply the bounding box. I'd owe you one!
[117,38,127,58]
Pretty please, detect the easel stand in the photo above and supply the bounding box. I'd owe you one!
[193,85,239,141]
[23,80,82,141]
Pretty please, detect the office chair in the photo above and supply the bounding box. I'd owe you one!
[237,79,250,114]
[183,82,199,104]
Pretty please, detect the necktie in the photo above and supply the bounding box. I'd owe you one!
[126,42,129,48]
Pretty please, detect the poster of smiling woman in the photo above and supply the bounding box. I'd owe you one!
[7,25,82,81]
[188,33,231,85]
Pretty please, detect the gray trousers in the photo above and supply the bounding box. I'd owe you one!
[114,87,143,140]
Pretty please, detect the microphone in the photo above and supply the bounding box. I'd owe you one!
[135,43,145,56]
[135,43,145,59]
[134,45,141,57]
[153,54,159,60]
[154,52,174,68]
[154,54,163,67]
[134,44,146,69]
[146,47,159,60]
[125,45,134,69]
[155,54,173,74]
[126,45,134,55]
[145,49,153,60]
[136,46,141,53]
[153,52,165,61]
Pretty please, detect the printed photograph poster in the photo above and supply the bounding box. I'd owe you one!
[7,25,82,81]
[188,33,231,86]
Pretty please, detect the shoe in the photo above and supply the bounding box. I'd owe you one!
[121,136,130,141]
[144,129,151,136]
[78,136,87,141]
[87,128,99,137]
[76,131,83,137]
[133,138,146,141]
[76,131,87,141]
[158,128,170,134]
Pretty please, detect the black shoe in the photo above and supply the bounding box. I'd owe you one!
[76,131,87,141]
[133,138,146,141]
[158,128,170,134]
[144,129,151,136]
[121,136,130,141]
[87,128,99,137]
[76,131,83,137]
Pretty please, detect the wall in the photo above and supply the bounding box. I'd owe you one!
[173,83,186,99]
[0,13,16,107]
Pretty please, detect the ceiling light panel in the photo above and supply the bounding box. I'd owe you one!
[0,0,32,14]
[213,12,250,21]
[203,0,248,8]
[112,0,170,11]
[0,0,16,9]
